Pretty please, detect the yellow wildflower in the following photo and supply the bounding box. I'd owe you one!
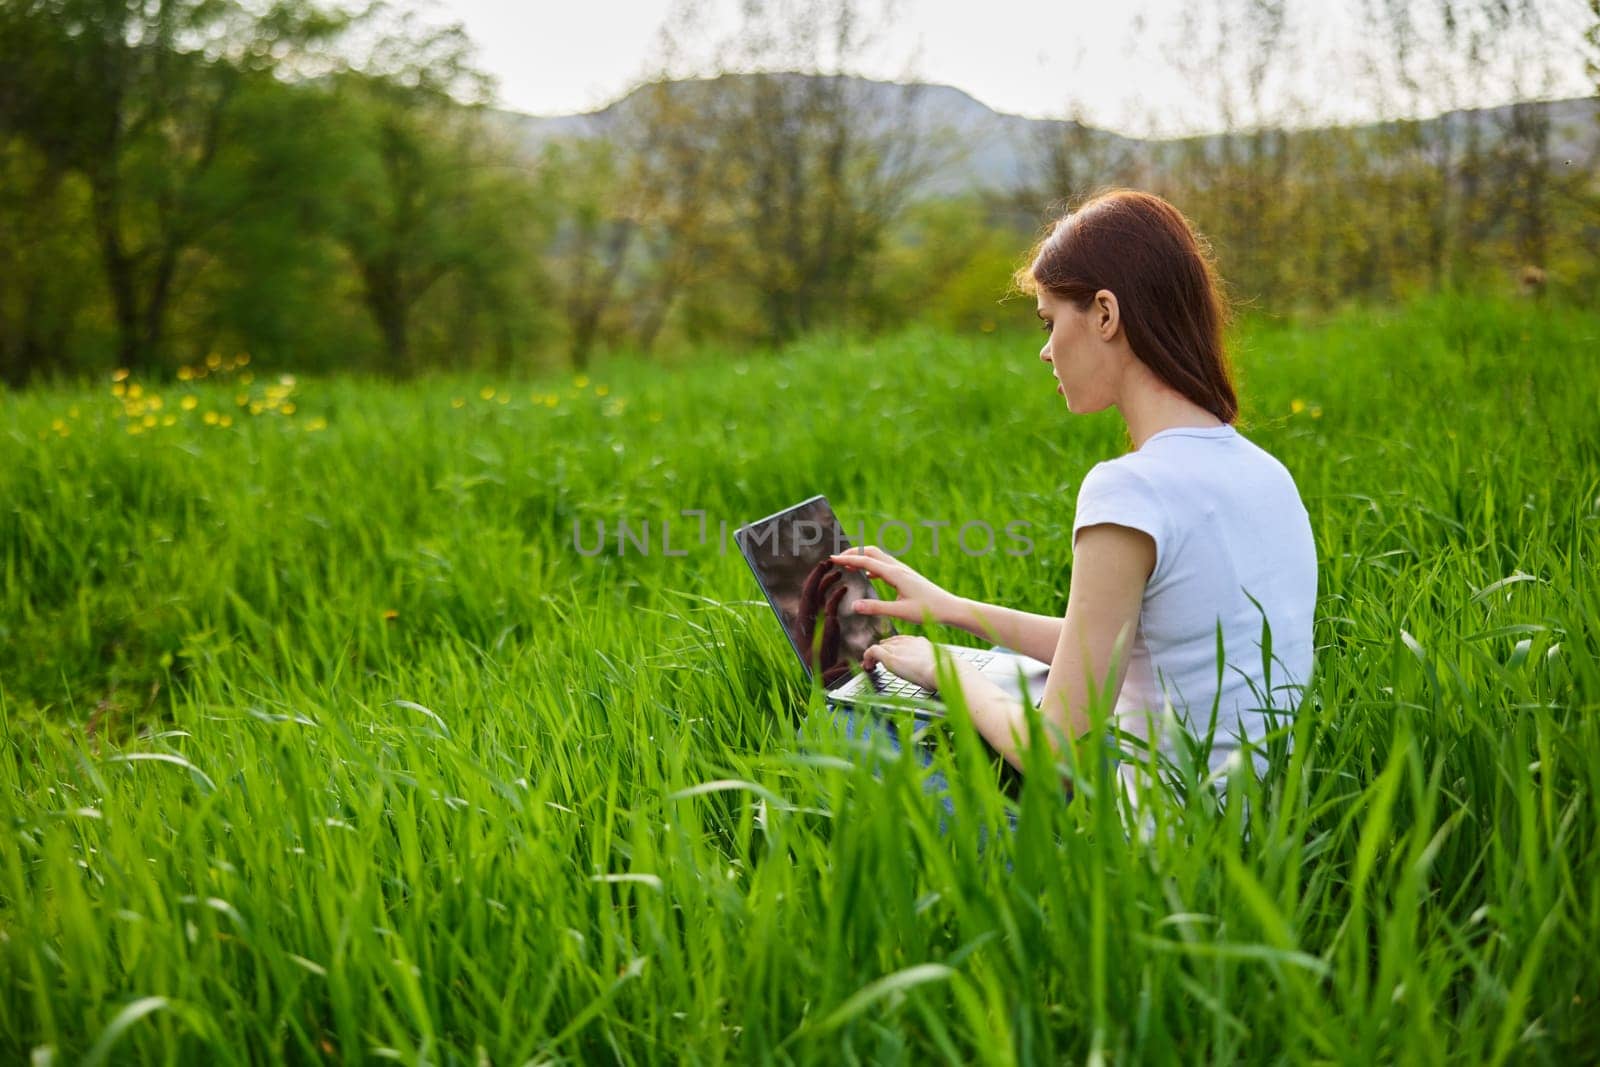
[181,396,198,411]
[127,383,143,399]
[67,406,79,418]
[278,374,295,387]
[240,372,253,385]
[306,416,327,432]
[480,386,496,400]
[452,397,466,409]
[544,395,558,408]
[497,394,509,405]
[574,374,589,388]
[281,403,295,415]
[1290,398,1306,414]
[148,395,163,411]
[127,423,143,435]
[161,414,176,427]
[595,385,609,397]
[238,353,250,366]
[219,415,233,428]
[178,366,194,381]
[203,411,219,425]
[382,609,399,622]
[51,419,66,432]
[142,414,157,428]
[1310,406,1323,419]
[250,403,264,415]
[112,368,130,382]
[236,394,249,407]
[112,382,127,398]
[206,352,222,368]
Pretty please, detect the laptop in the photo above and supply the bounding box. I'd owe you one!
[735,495,1053,718]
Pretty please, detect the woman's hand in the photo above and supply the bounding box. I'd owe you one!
[827,545,960,627]
[862,634,940,691]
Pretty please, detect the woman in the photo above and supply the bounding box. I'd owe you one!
[825,188,1317,816]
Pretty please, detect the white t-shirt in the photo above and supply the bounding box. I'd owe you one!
[1071,423,1317,807]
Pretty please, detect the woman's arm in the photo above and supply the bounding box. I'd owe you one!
[943,598,1063,665]
[827,547,1064,664]
[943,523,1154,772]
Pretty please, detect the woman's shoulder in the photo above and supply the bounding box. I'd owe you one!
[1076,451,1162,502]
[1131,427,1302,494]
[1081,432,1309,534]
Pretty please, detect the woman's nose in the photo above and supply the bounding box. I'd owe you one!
[1039,343,1051,362]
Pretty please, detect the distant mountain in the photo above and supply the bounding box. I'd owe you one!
[488,74,1599,197]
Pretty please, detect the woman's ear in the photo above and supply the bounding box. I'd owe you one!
[1095,289,1121,339]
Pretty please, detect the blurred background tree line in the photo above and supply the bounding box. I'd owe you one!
[0,0,1596,385]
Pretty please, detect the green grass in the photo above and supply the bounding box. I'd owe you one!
[2,294,1598,1063]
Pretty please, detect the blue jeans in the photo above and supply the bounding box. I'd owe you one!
[799,645,1026,841]
[817,704,1021,840]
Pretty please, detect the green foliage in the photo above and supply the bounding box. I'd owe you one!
[0,139,100,381]
[0,0,356,376]
[2,297,1599,1061]
[867,197,1032,334]
[327,74,553,375]
[0,0,562,383]
[2,0,1597,381]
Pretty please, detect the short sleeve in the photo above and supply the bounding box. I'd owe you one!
[1072,460,1171,582]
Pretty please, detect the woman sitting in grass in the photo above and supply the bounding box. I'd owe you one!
[827,188,1318,814]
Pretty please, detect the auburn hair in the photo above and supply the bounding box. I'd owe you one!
[1015,189,1238,424]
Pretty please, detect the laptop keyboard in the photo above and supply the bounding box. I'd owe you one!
[867,647,995,698]
[872,670,933,698]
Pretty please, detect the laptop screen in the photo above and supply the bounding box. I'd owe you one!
[735,496,894,688]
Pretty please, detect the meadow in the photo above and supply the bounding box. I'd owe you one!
[2,295,1598,1064]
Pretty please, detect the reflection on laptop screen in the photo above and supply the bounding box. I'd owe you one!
[736,496,893,688]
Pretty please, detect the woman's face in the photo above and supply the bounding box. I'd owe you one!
[1036,288,1121,413]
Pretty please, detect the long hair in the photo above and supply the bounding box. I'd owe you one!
[1015,189,1238,423]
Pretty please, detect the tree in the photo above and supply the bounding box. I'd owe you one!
[324,7,546,373]
[614,77,738,355]
[649,0,940,344]
[998,103,1140,244]
[539,139,638,371]
[0,0,345,373]
[0,138,98,384]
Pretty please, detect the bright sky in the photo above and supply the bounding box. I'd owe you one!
[428,0,1594,137]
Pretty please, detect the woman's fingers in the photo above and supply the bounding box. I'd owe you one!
[829,553,900,582]
[854,596,913,621]
[829,545,895,566]
[864,637,911,672]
